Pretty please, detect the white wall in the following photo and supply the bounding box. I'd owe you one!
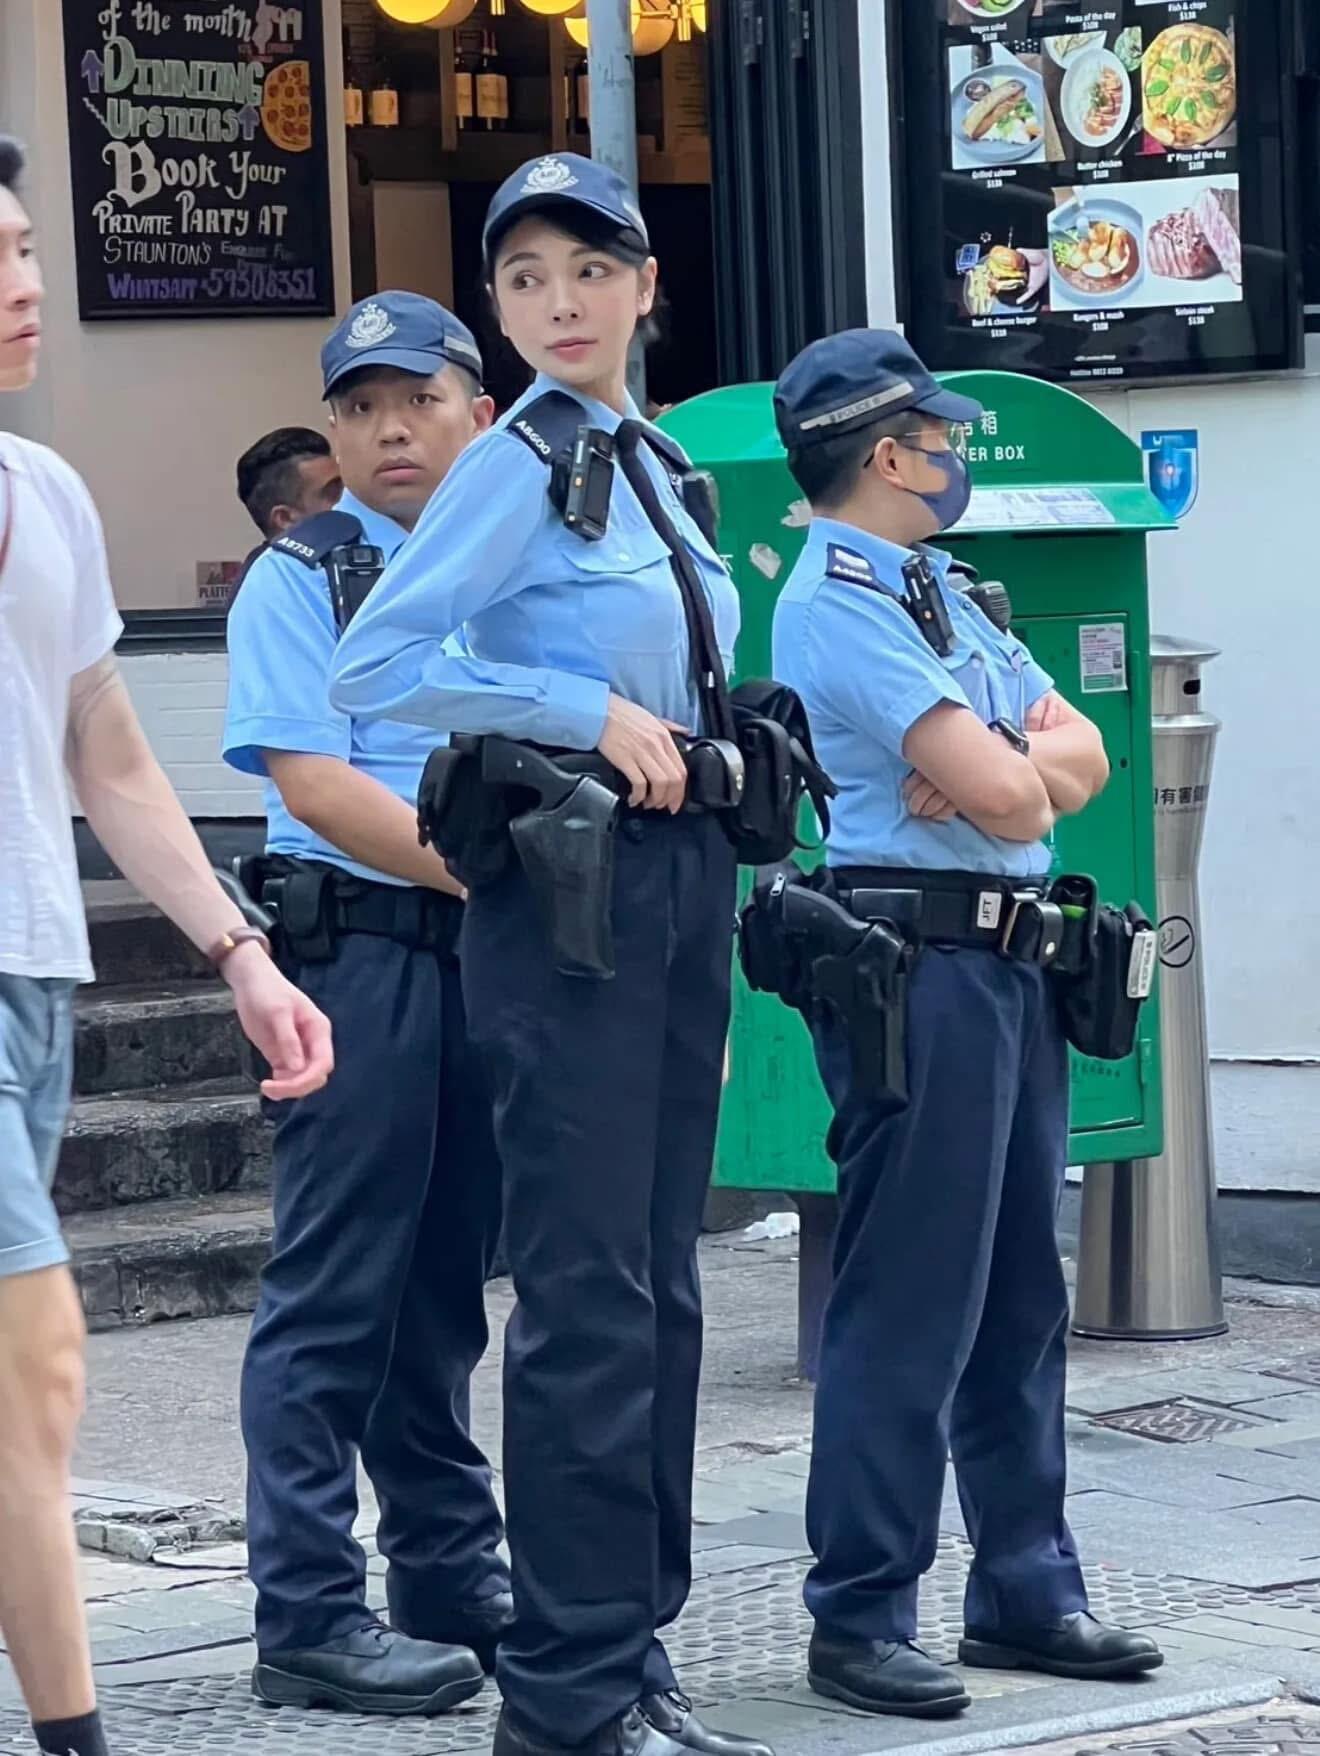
[120,653,261,818]
[857,0,1320,1066]
[0,0,352,610]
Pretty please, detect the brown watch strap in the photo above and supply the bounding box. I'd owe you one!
[207,925,272,968]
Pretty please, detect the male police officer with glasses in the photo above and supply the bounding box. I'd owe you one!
[769,330,1163,1721]
[223,292,509,1717]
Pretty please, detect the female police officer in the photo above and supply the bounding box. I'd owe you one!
[768,330,1162,1720]
[331,156,771,1756]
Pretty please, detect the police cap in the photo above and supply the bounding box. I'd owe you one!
[774,329,983,451]
[321,292,483,399]
[483,153,649,265]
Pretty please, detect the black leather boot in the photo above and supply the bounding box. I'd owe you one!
[642,1690,774,1756]
[494,1703,689,1756]
[252,1621,484,1715]
[960,1612,1163,1680]
[807,1627,970,1719]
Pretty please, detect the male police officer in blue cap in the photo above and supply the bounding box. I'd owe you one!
[770,330,1162,1719]
[224,292,511,1716]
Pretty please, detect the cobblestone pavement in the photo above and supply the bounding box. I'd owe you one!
[8,1242,1320,1752]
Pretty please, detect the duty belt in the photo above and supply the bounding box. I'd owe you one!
[241,856,462,959]
[831,866,1065,967]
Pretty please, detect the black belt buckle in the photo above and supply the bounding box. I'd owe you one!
[1001,894,1065,966]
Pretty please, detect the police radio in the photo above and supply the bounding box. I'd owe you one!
[326,542,386,634]
[900,555,956,657]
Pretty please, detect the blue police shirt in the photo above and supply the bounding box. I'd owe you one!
[223,488,443,886]
[329,372,740,747]
[772,518,1055,878]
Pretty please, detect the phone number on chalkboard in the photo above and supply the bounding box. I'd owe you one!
[198,265,319,304]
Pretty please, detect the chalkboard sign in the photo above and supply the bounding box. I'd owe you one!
[62,0,336,321]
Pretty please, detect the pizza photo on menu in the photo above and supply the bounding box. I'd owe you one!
[1140,24,1236,151]
[261,59,315,154]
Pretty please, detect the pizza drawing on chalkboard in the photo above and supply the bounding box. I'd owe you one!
[262,60,314,153]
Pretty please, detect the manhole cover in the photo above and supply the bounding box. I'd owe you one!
[1091,1399,1269,1444]
[1264,1357,1320,1389]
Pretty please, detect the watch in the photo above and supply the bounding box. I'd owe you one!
[207,925,272,969]
[990,718,1031,757]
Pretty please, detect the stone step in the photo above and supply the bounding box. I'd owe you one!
[56,1079,270,1217]
[65,1192,272,1331]
[84,882,213,989]
[74,986,244,1097]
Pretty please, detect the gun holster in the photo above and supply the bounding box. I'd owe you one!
[738,864,914,1105]
[478,738,622,981]
[782,885,914,1107]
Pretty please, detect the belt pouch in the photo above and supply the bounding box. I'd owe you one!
[737,862,814,1008]
[279,867,336,963]
[417,744,515,890]
[1054,900,1152,1061]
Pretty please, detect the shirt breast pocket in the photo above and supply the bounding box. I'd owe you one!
[563,532,685,657]
[940,642,993,723]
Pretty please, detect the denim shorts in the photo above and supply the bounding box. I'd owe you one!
[0,973,74,1280]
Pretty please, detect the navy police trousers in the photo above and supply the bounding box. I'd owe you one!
[462,811,737,1745]
[806,944,1088,1642]
[241,927,507,1654]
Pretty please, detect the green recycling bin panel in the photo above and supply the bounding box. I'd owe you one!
[658,371,1170,1192]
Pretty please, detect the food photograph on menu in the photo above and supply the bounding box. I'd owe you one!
[895,0,1299,385]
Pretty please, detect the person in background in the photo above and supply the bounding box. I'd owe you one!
[0,134,333,1756]
[234,426,342,582]
[224,292,509,1717]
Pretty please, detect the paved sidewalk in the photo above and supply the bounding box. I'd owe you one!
[9,1240,1320,1751]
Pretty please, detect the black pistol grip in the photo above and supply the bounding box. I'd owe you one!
[479,736,581,806]
[508,775,620,980]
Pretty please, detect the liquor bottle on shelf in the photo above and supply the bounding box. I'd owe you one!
[454,28,479,130]
[476,29,509,132]
[369,61,399,128]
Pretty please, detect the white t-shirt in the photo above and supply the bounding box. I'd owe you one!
[0,434,123,982]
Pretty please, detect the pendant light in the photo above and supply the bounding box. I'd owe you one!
[563,0,675,55]
[515,0,582,12]
[374,0,479,23]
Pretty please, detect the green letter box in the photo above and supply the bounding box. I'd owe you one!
[658,371,1174,1194]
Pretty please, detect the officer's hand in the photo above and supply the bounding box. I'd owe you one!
[223,943,335,1101]
[598,694,689,813]
[903,772,959,823]
[1026,692,1065,734]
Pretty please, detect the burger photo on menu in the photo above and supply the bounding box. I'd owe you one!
[956,235,1051,319]
[1138,21,1237,156]
[948,42,1064,169]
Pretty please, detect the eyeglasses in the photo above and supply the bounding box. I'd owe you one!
[898,425,969,461]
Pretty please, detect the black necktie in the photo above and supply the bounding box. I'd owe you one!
[613,420,735,743]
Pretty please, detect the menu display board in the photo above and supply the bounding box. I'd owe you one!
[894,0,1301,384]
[62,0,335,321]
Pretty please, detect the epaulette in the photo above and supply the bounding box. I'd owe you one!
[271,510,364,568]
[825,543,881,589]
[506,391,587,468]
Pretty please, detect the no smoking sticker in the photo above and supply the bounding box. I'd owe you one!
[1080,622,1128,695]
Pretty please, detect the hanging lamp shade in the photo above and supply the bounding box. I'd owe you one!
[563,1,675,55]
[515,0,582,13]
[374,0,472,23]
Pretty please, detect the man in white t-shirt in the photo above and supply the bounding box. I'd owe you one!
[0,137,335,1756]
